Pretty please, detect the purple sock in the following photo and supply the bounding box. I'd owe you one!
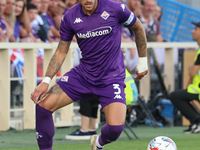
[98,124,124,146]
[36,104,55,150]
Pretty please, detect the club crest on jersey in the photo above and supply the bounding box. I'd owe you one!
[101,11,110,20]
[61,76,69,82]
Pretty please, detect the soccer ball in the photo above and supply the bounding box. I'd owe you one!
[147,136,177,150]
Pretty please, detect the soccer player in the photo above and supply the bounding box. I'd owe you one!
[31,0,148,149]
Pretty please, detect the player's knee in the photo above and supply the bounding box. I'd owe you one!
[37,96,55,112]
[107,124,124,141]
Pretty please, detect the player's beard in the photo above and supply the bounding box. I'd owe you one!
[81,0,98,15]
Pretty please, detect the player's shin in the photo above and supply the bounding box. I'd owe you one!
[36,104,55,150]
[98,124,124,146]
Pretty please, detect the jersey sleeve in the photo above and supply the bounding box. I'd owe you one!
[59,13,74,41]
[114,2,137,27]
[195,53,200,65]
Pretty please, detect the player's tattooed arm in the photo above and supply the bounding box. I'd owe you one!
[48,84,63,95]
[45,40,71,78]
[130,18,147,57]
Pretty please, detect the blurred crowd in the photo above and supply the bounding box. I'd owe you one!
[0,0,163,106]
[0,0,77,42]
[0,0,163,43]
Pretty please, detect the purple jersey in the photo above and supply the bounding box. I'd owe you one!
[60,0,136,84]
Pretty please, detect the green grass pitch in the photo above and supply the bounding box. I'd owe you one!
[1,126,200,150]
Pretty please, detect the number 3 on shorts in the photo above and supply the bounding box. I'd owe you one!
[113,84,121,95]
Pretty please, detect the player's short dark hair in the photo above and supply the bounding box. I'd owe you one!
[27,3,37,11]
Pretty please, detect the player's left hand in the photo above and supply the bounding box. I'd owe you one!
[134,57,148,79]
[134,68,148,80]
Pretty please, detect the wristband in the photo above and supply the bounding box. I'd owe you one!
[42,77,51,84]
[137,57,148,73]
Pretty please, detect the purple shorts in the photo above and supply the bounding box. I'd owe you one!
[56,68,126,111]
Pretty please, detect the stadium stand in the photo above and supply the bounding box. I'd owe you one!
[157,0,200,42]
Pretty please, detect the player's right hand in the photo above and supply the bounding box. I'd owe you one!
[30,82,49,104]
